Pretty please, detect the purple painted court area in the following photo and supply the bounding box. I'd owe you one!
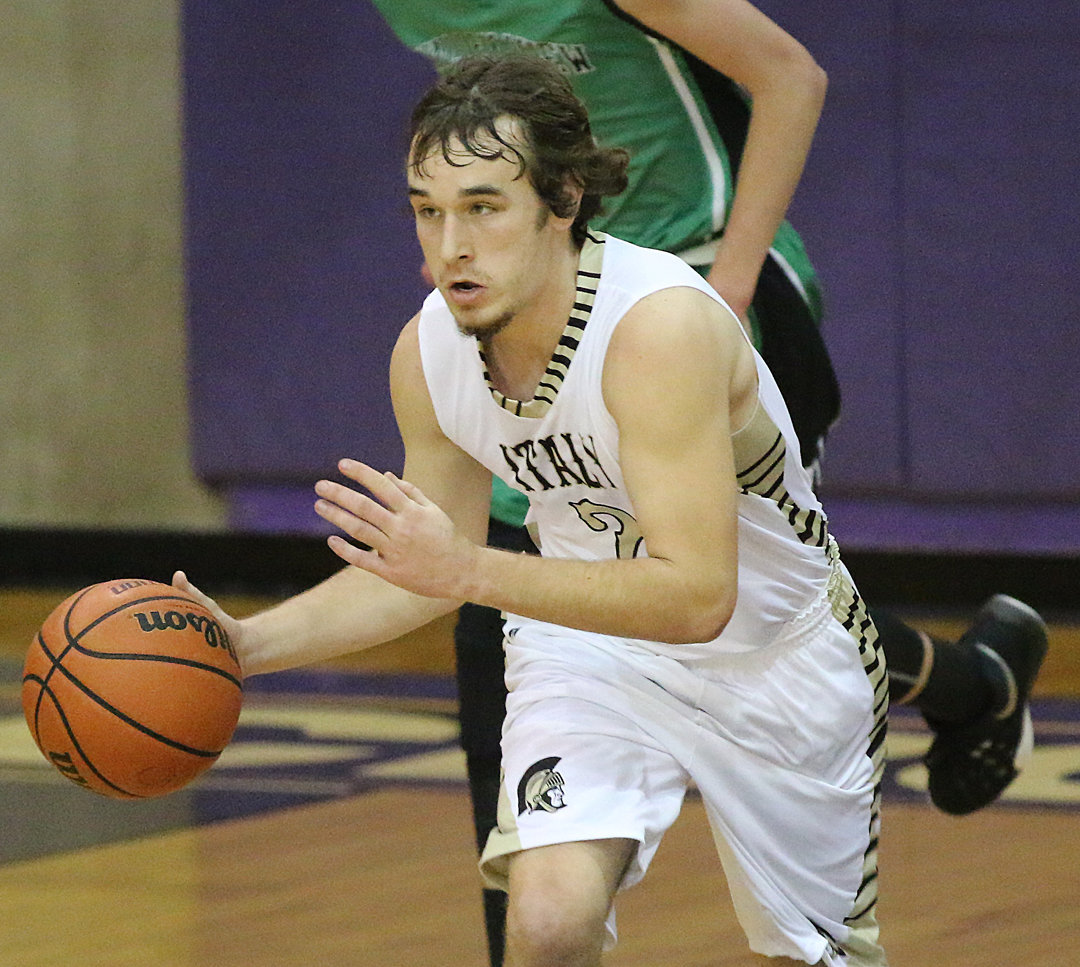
[1,667,1077,866]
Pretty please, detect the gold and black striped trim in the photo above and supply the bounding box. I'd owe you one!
[827,542,889,957]
[481,233,605,418]
[734,407,886,958]
[734,419,829,550]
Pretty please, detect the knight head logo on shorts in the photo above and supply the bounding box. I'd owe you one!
[517,756,567,815]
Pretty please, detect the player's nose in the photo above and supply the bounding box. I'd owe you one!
[439,214,472,263]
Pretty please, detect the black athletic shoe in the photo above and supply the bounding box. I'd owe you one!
[924,595,1049,815]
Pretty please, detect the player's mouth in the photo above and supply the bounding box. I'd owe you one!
[445,280,487,307]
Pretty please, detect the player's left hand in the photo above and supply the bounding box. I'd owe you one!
[314,458,477,600]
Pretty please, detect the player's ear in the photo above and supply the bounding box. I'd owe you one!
[559,179,584,222]
[547,179,584,237]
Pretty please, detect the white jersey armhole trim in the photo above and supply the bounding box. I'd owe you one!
[646,36,727,235]
[768,245,810,303]
[672,242,811,311]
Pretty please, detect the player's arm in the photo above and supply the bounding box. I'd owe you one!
[319,289,753,645]
[176,315,492,677]
[586,286,753,641]
[614,0,826,318]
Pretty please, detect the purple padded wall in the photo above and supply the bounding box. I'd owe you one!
[181,0,435,529]
[899,4,1080,499]
[763,0,1080,552]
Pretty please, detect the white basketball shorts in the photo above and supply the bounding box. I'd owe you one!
[480,595,887,966]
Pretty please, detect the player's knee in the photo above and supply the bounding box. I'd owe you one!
[505,889,607,966]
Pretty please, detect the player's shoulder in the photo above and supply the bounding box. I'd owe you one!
[391,311,425,372]
[598,234,733,324]
[602,242,746,384]
[598,232,700,280]
[614,285,736,358]
[598,233,725,306]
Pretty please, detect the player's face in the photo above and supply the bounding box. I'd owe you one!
[408,129,573,339]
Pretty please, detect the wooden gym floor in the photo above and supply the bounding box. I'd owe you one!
[1,586,1078,966]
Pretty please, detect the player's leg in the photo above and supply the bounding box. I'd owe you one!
[454,596,510,966]
[453,519,538,967]
[481,661,691,965]
[873,596,1048,814]
[873,607,994,720]
[503,838,635,967]
[691,570,888,967]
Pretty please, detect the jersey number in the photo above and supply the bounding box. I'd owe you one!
[570,500,645,560]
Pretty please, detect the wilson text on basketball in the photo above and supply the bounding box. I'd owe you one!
[132,610,237,663]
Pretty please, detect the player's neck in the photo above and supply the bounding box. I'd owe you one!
[481,242,581,401]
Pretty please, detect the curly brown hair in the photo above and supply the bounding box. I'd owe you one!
[408,54,630,246]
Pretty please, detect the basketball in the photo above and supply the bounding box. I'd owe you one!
[21,578,243,799]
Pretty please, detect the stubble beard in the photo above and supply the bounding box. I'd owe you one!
[456,308,516,341]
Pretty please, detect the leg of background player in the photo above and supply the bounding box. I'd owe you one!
[453,519,536,967]
[871,598,1048,814]
[455,597,508,967]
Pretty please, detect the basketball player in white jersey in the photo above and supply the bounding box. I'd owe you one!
[177,55,888,965]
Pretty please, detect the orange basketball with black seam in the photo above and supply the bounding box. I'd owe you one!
[21,578,243,799]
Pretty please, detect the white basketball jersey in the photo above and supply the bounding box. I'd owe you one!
[418,233,835,659]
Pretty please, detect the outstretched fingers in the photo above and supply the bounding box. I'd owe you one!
[337,459,421,510]
[313,461,428,554]
[387,471,433,507]
[314,480,391,549]
[313,488,388,576]
[312,460,456,588]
